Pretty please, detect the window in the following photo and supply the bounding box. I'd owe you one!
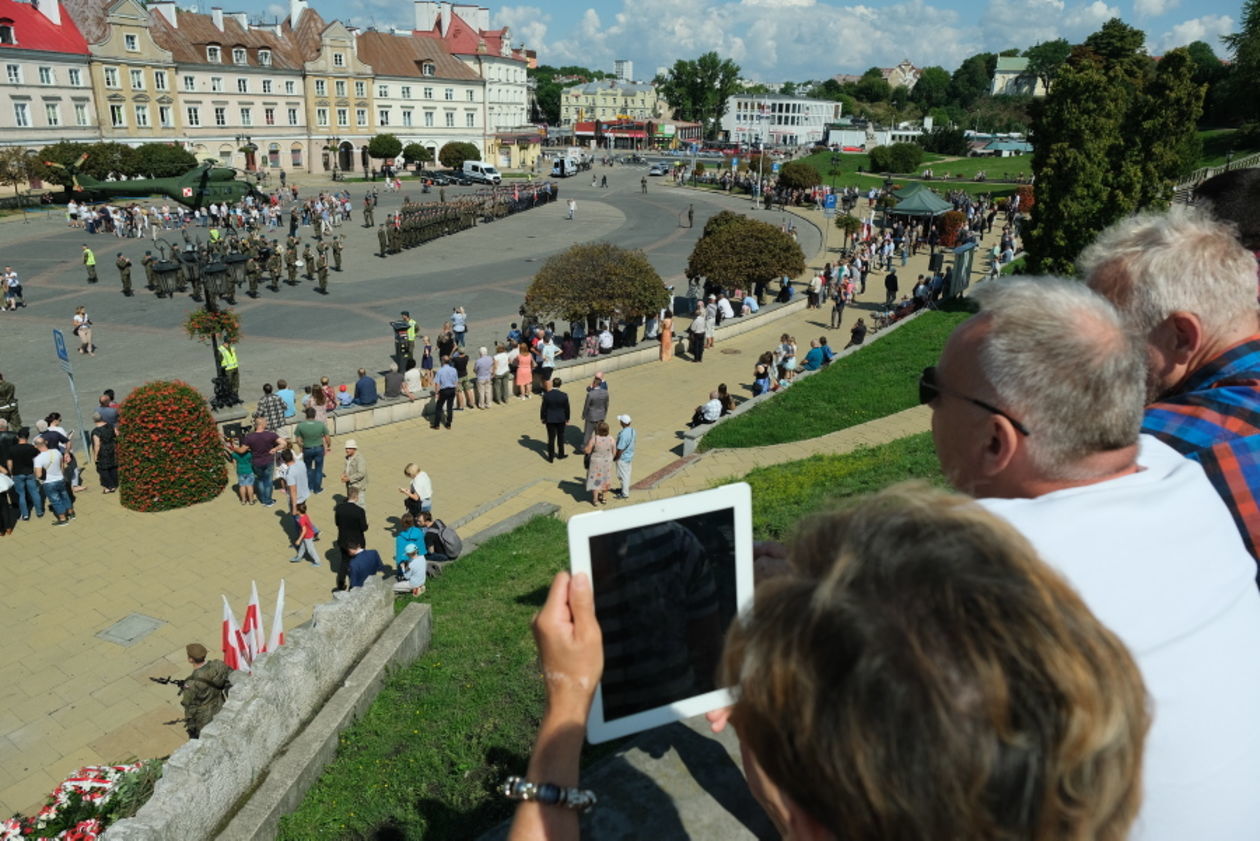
[333,52,345,67]
[124,33,138,51]
[183,75,195,91]
[240,107,252,126]
[12,101,28,127]
[284,80,296,94]
[336,107,348,126]
[38,66,52,85]
[334,80,345,97]
[466,111,475,127]
[154,70,168,91]
[130,69,144,89]
[0,23,13,45]
[291,147,302,167]
[356,108,367,127]
[287,107,299,126]
[423,86,433,99]
[102,67,118,88]
[377,108,389,126]
[159,105,173,127]
[232,48,246,65]
[206,46,221,63]
[259,49,271,67]
[401,85,411,99]
[377,84,388,98]
[355,81,365,97]
[264,107,275,126]
[466,89,474,102]
[424,110,433,127]
[44,103,59,126]
[422,62,435,76]
[214,107,226,127]
[108,104,124,127]
[74,103,88,126]
[185,106,201,126]
[237,77,248,93]
[444,88,453,100]
[445,111,454,127]
[402,109,412,127]
[261,79,272,94]
[134,104,149,127]
[314,79,326,96]
[211,77,223,92]
[315,107,328,126]
[68,68,82,87]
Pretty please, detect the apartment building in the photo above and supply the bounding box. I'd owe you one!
[722,93,840,147]
[560,79,659,124]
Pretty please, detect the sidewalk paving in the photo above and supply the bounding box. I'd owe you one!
[0,186,967,818]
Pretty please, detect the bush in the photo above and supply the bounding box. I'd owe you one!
[939,210,966,247]
[776,159,821,190]
[686,215,805,293]
[868,142,924,174]
[438,141,480,170]
[118,380,226,512]
[525,242,668,323]
[920,125,969,156]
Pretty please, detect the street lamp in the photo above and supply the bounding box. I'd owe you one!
[328,135,342,180]
[235,134,257,171]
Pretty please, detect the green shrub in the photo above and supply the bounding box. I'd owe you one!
[868,142,924,174]
[118,380,226,512]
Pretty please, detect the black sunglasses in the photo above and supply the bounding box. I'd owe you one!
[919,366,1031,436]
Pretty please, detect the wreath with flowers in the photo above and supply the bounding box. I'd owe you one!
[183,308,240,345]
[0,761,161,840]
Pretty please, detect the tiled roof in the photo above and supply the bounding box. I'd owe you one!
[148,8,305,70]
[281,5,328,63]
[356,30,478,81]
[59,0,105,46]
[995,56,1030,73]
[1,0,90,54]
[414,6,524,62]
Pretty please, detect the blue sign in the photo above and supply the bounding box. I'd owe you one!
[52,328,68,363]
[731,157,739,168]
[824,194,837,210]
[771,161,781,173]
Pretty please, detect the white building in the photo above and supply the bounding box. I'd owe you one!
[614,58,632,83]
[990,56,1046,97]
[721,93,840,148]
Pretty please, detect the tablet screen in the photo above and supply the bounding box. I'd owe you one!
[588,507,739,722]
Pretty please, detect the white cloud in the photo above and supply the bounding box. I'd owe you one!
[496,5,551,52]
[1064,0,1121,31]
[1155,13,1234,51]
[1134,0,1178,18]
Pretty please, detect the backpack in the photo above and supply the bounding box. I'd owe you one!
[430,519,463,559]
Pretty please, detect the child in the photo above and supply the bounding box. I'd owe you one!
[393,542,427,596]
[290,502,320,565]
[226,437,255,505]
[336,384,354,407]
[420,337,434,389]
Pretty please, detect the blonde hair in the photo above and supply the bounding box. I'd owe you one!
[403,462,418,478]
[723,483,1148,841]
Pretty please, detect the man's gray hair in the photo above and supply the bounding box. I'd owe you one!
[972,277,1146,480]
[1077,206,1258,338]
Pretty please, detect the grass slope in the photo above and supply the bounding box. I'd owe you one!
[700,301,974,451]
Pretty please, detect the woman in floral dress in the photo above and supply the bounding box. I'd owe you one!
[583,421,615,506]
[514,341,534,399]
[659,308,674,362]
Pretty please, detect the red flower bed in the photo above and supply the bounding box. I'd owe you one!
[938,210,966,247]
[118,380,227,512]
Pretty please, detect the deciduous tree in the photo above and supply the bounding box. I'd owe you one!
[910,66,951,109]
[367,133,403,162]
[129,143,197,178]
[1223,0,1260,122]
[1023,39,1071,91]
[0,146,30,196]
[525,242,668,323]
[402,143,432,168]
[438,141,481,169]
[868,142,924,173]
[686,215,805,293]
[655,52,741,138]
[776,160,820,190]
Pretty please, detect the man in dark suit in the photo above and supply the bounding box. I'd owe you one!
[539,377,571,463]
[581,373,609,468]
[333,486,368,591]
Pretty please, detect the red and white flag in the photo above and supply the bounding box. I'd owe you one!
[221,596,247,672]
[266,579,286,653]
[242,581,265,664]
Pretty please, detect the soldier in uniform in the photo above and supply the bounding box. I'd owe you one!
[115,253,133,296]
[389,219,402,255]
[316,250,329,294]
[0,372,19,430]
[267,244,282,291]
[218,337,240,395]
[285,243,298,284]
[363,195,375,228]
[245,254,261,297]
[141,250,157,291]
[332,235,344,271]
[316,237,329,267]
[82,244,97,283]
[378,223,389,258]
[179,643,231,740]
[302,242,314,281]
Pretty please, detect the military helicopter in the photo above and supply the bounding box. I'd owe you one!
[45,154,263,208]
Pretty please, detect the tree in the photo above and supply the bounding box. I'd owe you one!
[1223,0,1260,123]
[1123,47,1206,206]
[853,67,892,103]
[438,141,480,169]
[33,140,93,187]
[686,215,805,293]
[367,133,403,162]
[118,380,227,512]
[402,143,432,168]
[655,52,741,139]
[834,213,861,247]
[1023,39,1071,91]
[776,160,820,190]
[948,53,997,109]
[911,66,951,109]
[129,143,197,178]
[921,125,969,156]
[779,81,799,96]
[525,242,669,323]
[0,147,30,196]
[702,210,745,239]
[868,142,924,173]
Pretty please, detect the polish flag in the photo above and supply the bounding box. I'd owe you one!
[266,579,286,653]
[221,596,247,672]
[242,581,265,664]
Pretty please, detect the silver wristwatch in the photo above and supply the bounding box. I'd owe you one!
[501,775,597,813]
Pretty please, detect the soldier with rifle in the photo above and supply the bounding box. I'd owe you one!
[115,253,133,296]
[141,250,156,292]
[154,643,232,739]
[378,223,389,258]
[267,244,282,291]
[245,254,261,297]
[332,235,344,271]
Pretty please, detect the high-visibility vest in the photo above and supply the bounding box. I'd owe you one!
[83,249,95,266]
[405,318,417,341]
[219,344,238,370]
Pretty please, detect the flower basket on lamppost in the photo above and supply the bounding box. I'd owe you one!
[174,238,243,411]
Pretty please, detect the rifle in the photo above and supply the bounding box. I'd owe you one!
[150,675,187,690]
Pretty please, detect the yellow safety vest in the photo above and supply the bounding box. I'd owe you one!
[219,344,238,370]
[405,318,417,341]
[83,249,95,266]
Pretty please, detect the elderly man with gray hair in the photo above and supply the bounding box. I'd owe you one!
[924,276,1260,841]
[1080,206,1260,567]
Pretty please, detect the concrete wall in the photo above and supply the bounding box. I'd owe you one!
[102,580,400,841]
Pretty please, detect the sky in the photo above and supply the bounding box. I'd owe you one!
[241,0,1243,81]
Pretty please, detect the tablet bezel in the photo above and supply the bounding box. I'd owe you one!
[568,482,754,744]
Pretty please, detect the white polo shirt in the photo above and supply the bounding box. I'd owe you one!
[980,435,1260,841]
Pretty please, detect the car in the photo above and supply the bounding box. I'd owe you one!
[442,170,473,185]
[424,171,451,186]
[648,163,669,176]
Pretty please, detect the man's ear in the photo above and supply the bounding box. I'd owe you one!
[1166,311,1205,365]
[979,412,1022,481]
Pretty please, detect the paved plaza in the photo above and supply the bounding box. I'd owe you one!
[0,174,955,816]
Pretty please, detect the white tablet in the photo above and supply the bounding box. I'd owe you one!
[568,482,754,744]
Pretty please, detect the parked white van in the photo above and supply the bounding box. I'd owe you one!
[462,160,502,185]
[551,158,578,177]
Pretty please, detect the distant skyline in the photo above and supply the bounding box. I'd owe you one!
[236,0,1242,80]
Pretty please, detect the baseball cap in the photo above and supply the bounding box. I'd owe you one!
[404,543,420,555]
[345,439,358,449]
[618,414,631,424]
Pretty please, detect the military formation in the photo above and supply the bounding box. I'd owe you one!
[376,183,558,258]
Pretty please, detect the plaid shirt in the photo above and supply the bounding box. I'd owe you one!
[1142,335,1260,576]
[254,394,287,432]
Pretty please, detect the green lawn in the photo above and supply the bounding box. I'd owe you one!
[278,516,585,841]
[699,301,975,451]
[919,154,1032,181]
[1198,128,1260,168]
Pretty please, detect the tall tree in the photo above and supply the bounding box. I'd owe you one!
[1023,39,1071,91]
[1223,0,1260,122]
[910,66,951,109]
[655,52,741,139]
[853,67,891,103]
[0,146,30,196]
[1124,47,1206,207]
[947,53,997,109]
